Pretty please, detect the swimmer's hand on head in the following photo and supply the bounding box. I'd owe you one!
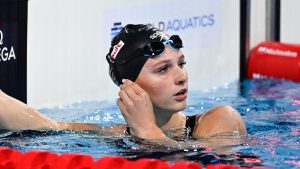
[117,79,166,139]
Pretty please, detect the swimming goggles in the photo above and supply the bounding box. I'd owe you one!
[107,35,183,65]
[144,35,183,57]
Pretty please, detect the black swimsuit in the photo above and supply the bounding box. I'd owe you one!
[185,115,196,137]
[125,115,197,137]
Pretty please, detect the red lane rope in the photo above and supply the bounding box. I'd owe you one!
[0,147,270,169]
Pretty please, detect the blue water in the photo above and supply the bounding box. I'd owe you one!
[1,79,300,168]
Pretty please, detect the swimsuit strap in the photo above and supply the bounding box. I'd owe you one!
[125,126,131,135]
[185,115,196,136]
[125,115,197,137]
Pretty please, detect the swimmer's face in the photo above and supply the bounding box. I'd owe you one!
[135,45,188,112]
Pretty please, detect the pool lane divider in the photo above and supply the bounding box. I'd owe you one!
[0,147,271,169]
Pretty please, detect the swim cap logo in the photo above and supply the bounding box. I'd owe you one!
[150,31,168,41]
[138,24,156,32]
[111,40,124,59]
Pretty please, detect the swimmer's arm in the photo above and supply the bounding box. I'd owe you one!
[0,90,131,135]
[0,90,60,130]
[57,122,128,135]
[63,123,186,148]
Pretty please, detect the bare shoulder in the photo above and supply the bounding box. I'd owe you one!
[175,111,186,126]
[177,111,186,119]
[192,105,246,138]
[197,105,238,119]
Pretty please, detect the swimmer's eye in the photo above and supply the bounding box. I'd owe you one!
[156,64,170,73]
[179,61,187,68]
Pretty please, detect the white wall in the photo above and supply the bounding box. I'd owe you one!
[281,0,300,44]
[28,0,240,107]
[249,0,300,45]
[250,0,267,49]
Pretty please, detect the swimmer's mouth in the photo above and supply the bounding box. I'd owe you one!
[174,89,187,96]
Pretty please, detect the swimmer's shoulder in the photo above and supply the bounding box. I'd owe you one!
[177,111,186,119]
[173,111,186,127]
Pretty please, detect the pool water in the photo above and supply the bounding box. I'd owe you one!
[0,79,299,168]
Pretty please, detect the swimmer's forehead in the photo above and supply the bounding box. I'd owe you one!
[148,53,185,68]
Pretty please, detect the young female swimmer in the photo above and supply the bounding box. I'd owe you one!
[0,24,247,142]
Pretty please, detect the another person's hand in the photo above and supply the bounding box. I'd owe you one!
[117,79,165,139]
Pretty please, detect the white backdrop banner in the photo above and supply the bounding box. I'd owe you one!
[28,0,239,107]
[102,1,221,50]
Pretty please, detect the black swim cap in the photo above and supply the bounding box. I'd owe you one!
[106,24,170,86]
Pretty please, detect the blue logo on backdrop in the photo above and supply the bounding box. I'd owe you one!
[110,22,124,39]
[110,14,215,37]
[152,14,215,32]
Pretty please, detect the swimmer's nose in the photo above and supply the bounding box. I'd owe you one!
[175,67,187,86]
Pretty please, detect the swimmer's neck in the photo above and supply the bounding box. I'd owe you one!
[153,106,185,129]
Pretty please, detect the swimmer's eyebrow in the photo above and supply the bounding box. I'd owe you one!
[152,60,170,68]
[152,55,185,67]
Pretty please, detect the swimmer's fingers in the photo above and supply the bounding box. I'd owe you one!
[120,83,138,100]
[116,98,126,113]
[120,79,151,108]
[122,79,145,96]
[118,90,133,106]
